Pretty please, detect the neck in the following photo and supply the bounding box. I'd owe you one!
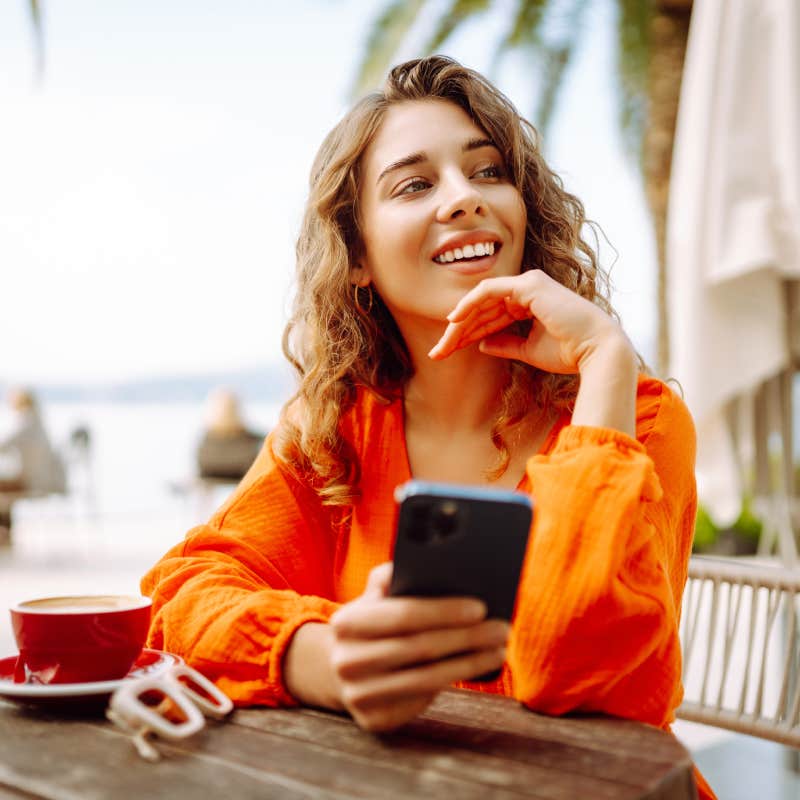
[402,325,508,434]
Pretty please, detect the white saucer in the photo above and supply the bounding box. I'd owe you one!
[0,649,182,706]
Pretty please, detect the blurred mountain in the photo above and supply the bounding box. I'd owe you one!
[18,363,296,404]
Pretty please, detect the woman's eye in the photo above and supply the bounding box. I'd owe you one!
[474,164,503,179]
[397,179,430,195]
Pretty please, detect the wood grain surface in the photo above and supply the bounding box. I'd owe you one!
[0,689,696,800]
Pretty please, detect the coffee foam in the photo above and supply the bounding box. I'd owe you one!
[16,595,150,613]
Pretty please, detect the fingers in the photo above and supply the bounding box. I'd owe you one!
[446,276,525,323]
[327,570,506,733]
[429,273,544,361]
[478,332,529,361]
[430,268,612,372]
[429,308,517,360]
[349,693,435,733]
[331,595,487,638]
[363,562,393,599]
[331,619,510,680]
[341,644,507,732]
[454,314,517,350]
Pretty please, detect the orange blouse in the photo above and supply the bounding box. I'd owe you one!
[141,375,714,799]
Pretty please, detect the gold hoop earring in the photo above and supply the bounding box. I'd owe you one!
[354,284,374,315]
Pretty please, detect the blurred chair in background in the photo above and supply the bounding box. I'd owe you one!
[69,424,91,454]
[195,388,264,482]
[678,556,800,763]
[63,423,95,512]
[166,388,266,522]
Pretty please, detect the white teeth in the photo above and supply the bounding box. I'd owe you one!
[434,241,498,263]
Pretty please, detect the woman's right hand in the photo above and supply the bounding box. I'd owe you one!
[285,563,509,732]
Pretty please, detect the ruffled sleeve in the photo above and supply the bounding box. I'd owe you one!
[506,377,697,726]
[141,434,341,706]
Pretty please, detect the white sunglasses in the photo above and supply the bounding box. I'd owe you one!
[107,664,233,761]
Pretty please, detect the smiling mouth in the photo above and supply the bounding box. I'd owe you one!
[433,241,501,264]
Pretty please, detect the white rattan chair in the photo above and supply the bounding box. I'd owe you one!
[677,555,800,748]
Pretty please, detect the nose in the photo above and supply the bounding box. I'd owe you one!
[435,172,486,222]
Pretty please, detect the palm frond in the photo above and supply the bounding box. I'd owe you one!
[349,0,431,99]
[498,0,549,48]
[353,0,653,167]
[29,0,44,81]
[422,0,493,54]
[615,0,654,163]
[488,0,548,74]
[521,0,590,138]
[533,45,572,138]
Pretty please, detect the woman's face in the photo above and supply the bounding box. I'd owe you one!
[355,99,527,329]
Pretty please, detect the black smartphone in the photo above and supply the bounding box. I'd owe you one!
[389,480,533,681]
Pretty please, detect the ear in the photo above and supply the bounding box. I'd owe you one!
[350,263,372,288]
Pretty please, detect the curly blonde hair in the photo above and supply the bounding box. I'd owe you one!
[275,55,617,505]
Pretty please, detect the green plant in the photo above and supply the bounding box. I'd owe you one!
[692,503,718,550]
[692,497,763,553]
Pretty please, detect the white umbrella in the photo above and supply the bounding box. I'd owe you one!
[667,0,800,561]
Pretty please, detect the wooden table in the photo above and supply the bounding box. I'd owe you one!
[0,689,697,799]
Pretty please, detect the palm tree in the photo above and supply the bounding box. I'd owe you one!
[26,0,44,81]
[352,0,693,376]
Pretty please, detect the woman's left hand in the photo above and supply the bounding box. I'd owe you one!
[428,269,631,373]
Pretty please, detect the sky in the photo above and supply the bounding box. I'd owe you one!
[0,0,656,384]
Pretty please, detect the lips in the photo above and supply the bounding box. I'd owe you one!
[431,231,503,263]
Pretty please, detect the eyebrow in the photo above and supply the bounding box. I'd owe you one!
[376,137,497,185]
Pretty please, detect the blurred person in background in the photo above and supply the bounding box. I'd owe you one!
[0,387,66,543]
[195,388,265,482]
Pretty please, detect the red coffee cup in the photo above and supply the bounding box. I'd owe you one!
[10,594,152,685]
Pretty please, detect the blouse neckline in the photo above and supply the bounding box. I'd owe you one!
[393,395,566,491]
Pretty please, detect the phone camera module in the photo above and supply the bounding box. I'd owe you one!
[431,500,459,540]
[405,499,460,543]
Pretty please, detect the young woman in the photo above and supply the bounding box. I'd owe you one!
[142,56,713,799]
